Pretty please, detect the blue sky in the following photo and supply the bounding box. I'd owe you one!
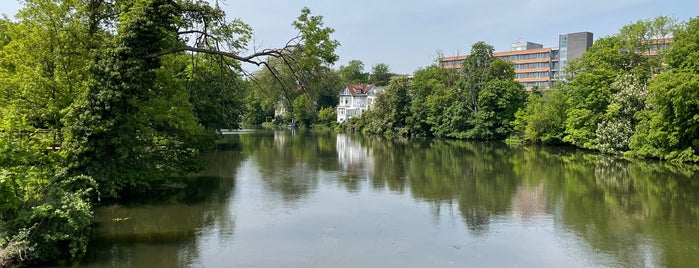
[1,0,698,74]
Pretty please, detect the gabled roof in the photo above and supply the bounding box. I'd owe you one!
[344,84,375,97]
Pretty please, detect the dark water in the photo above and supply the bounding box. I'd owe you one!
[80,130,699,267]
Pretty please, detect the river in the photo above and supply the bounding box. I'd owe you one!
[79,130,699,267]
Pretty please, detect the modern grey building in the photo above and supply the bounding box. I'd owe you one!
[440,32,594,89]
[558,32,594,79]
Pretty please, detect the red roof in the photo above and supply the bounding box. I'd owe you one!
[346,84,375,96]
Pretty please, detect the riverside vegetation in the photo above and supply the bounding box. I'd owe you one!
[352,16,698,164]
[0,0,697,266]
[0,0,339,265]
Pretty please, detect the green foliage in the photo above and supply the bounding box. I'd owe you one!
[251,56,296,118]
[339,59,369,83]
[313,107,337,131]
[315,69,344,109]
[563,36,650,149]
[355,43,523,140]
[244,88,274,125]
[62,0,205,197]
[514,89,569,144]
[618,16,677,75]
[424,87,467,138]
[292,7,340,69]
[469,79,525,140]
[630,71,699,162]
[0,0,95,130]
[370,63,391,86]
[0,1,102,261]
[596,75,647,153]
[358,77,412,138]
[0,106,95,263]
[409,66,459,137]
[182,55,249,130]
[628,16,699,162]
[292,94,316,127]
[665,17,699,73]
[563,39,618,149]
[249,51,340,124]
[1,0,343,264]
[12,174,95,262]
[462,41,495,112]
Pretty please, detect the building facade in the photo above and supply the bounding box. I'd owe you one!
[337,84,384,123]
[440,32,593,89]
[558,32,594,77]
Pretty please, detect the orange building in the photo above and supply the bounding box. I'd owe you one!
[440,32,593,89]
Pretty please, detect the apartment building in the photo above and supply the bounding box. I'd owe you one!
[440,32,593,89]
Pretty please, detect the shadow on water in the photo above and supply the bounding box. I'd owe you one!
[80,150,245,267]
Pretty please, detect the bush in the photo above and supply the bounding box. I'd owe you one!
[1,107,96,264]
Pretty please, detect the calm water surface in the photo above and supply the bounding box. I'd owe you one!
[80,130,699,267]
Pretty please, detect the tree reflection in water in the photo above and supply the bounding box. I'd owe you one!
[83,150,244,267]
[334,134,699,267]
[83,131,699,267]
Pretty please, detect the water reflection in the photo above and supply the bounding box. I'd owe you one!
[237,131,337,204]
[81,131,699,267]
[81,151,244,267]
[334,134,699,266]
[512,146,699,267]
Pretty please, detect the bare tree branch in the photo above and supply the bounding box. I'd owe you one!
[146,45,293,65]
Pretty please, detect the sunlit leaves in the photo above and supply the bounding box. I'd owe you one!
[292,7,339,68]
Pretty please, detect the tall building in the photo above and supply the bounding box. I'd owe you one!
[558,32,594,79]
[439,32,593,89]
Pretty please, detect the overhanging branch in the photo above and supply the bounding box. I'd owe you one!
[146,45,296,66]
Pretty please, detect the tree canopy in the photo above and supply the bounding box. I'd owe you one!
[0,0,340,264]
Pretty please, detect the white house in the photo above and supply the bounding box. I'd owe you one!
[336,84,384,123]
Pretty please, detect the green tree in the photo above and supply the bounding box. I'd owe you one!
[250,54,340,125]
[469,78,525,140]
[370,63,391,86]
[618,16,677,75]
[409,65,458,137]
[596,75,647,153]
[462,41,495,113]
[250,55,299,121]
[315,68,343,109]
[0,0,97,130]
[184,55,250,130]
[563,17,677,152]
[563,36,647,149]
[339,59,369,83]
[292,94,316,127]
[513,88,569,144]
[1,0,341,264]
[364,77,412,137]
[0,0,105,263]
[0,106,95,263]
[315,106,337,130]
[243,86,274,125]
[630,71,699,162]
[425,87,463,138]
[62,0,206,197]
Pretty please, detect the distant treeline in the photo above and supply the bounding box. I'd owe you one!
[350,16,699,164]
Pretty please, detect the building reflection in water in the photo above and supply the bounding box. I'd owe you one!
[335,134,374,180]
[510,182,548,219]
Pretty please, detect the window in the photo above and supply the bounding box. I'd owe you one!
[560,36,568,48]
